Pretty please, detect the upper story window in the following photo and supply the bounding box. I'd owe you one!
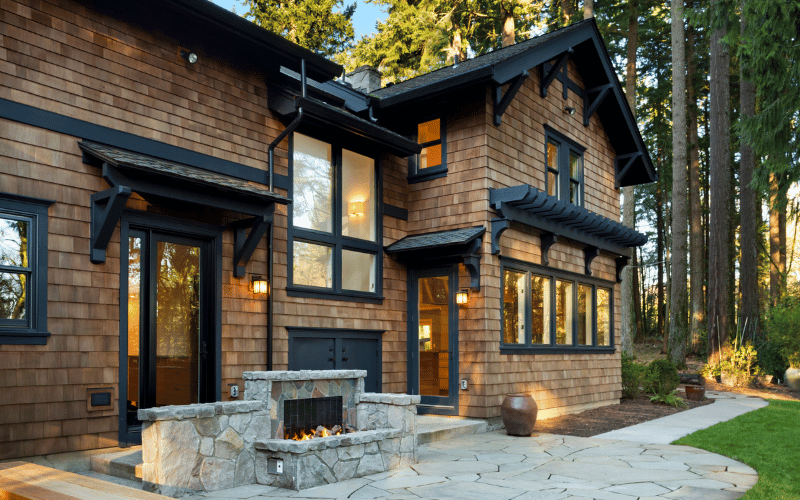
[409,117,447,183]
[545,126,585,206]
[289,133,381,301]
[0,194,51,345]
[501,258,613,353]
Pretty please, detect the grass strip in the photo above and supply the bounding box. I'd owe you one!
[672,399,800,500]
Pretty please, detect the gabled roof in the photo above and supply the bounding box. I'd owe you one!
[372,19,656,187]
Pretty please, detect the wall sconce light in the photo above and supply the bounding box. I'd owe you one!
[564,106,576,116]
[456,289,470,306]
[251,275,269,295]
[180,50,198,64]
[348,200,366,217]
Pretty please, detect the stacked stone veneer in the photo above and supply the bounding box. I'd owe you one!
[254,392,420,490]
[138,401,268,497]
[139,371,419,496]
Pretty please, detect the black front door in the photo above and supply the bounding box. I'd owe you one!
[123,227,216,442]
[408,267,459,414]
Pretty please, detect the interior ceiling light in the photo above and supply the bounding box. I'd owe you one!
[180,50,198,64]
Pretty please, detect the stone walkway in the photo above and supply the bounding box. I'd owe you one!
[184,393,763,500]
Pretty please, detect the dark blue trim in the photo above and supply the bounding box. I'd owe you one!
[382,203,408,221]
[0,98,269,185]
[0,193,53,345]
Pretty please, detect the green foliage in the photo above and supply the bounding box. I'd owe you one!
[644,359,679,396]
[649,390,686,408]
[244,0,356,57]
[757,339,789,380]
[674,400,800,500]
[766,297,800,367]
[621,352,646,399]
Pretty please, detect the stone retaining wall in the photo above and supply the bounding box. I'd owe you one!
[139,401,268,497]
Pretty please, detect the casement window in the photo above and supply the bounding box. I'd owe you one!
[545,126,585,206]
[0,194,51,345]
[501,258,613,353]
[408,117,447,182]
[288,133,382,302]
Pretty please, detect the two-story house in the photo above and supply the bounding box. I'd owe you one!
[0,0,654,458]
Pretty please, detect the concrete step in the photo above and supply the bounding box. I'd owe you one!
[75,469,147,491]
[417,415,488,445]
[89,447,143,483]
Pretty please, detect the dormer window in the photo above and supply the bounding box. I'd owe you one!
[409,117,447,183]
[544,126,585,206]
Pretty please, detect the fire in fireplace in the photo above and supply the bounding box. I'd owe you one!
[284,396,344,441]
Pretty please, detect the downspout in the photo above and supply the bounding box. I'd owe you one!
[266,59,308,369]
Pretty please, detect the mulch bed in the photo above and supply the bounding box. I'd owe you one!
[534,389,715,438]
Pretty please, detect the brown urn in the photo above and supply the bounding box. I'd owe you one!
[500,394,538,436]
[684,385,705,401]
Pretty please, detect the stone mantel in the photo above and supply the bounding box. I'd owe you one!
[243,370,368,381]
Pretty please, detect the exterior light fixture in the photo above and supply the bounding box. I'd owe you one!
[180,50,198,64]
[251,275,269,295]
[564,106,576,116]
[348,200,366,217]
[456,289,469,306]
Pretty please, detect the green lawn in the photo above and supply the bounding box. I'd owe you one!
[673,399,800,500]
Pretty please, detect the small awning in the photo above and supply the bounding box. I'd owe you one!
[385,226,485,290]
[80,141,288,267]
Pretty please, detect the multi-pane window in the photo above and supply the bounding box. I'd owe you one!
[0,195,50,344]
[501,262,613,351]
[409,118,447,182]
[290,133,380,299]
[544,127,585,206]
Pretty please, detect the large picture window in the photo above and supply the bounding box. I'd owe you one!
[289,133,381,301]
[501,258,613,353]
[0,194,51,345]
[544,126,585,207]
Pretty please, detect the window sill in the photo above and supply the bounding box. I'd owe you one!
[408,167,448,184]
[286,287,385,304]
[0,330,51,345]
[500,346,615,355]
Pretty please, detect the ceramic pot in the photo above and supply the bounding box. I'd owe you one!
[500,394,538,436]
[785,367,800,390]
[684,385,705,401]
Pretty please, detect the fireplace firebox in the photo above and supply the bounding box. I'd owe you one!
[284,396,343,440]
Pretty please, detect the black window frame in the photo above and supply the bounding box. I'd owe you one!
[0,193,53,345]
[500,256,614,354]
[408,116,447,183]
[287,133,384,304]
[544,125,585,207]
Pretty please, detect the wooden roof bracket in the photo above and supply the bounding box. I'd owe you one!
[541,232,558,266]
[232,212,274,278]
[90,172,132,264]
[493,71,529,126]
[583,83,613,127]
[540,48,572,98]
[615,152,643,188]
[464,254,481,292]
[491,217,512,255]
[584,246,599,275]
[616,256,630,283]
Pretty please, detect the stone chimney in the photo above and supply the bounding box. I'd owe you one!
[345,65,382,94]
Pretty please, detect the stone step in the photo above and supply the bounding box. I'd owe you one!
[89,447,143,483]
[75,469,148,491]
[417,415,488,445]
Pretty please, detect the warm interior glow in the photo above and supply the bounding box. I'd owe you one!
[456,289,469,305]
[348,199,366,217]
[252,276,269,295]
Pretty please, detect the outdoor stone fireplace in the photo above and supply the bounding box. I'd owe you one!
[139,370,419,496]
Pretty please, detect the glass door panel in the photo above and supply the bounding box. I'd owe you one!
[127,235,142,429]
[418,276,449,398]
[155,240,201,406]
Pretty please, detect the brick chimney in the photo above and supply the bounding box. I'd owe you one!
[344,65,382,93]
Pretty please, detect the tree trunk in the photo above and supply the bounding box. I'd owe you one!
[739,9,759,341]
[656,157,665,342]
[669,0,688,364]
[633,248,644,337]
[687,9,704,353]
[620,0,638,355]
[584,0,593,19]
[502,6,515,47]
[707,0,731,360]
[560,0,575,24]
[451,28,466,63]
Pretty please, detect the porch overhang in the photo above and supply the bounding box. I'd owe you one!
[490,185,647,279]
[385,226,485,290]
[80,141,288,271]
